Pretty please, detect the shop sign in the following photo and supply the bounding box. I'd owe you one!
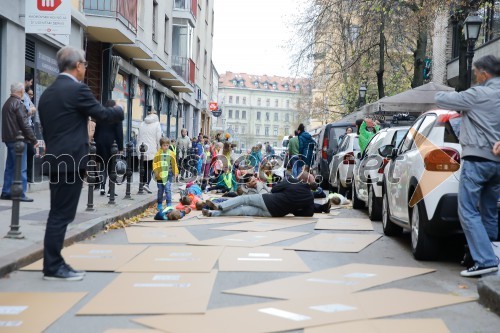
[25,0,71,35]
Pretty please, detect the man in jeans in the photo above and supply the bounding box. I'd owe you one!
[1,82,38,202]
[203,177,315,217]
[435,55,500,277]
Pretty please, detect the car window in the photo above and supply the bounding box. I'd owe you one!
[400,117,424,154]
[411,115,437,149]
[365,131,387,156]
[445,117,461,143]
[339,136,350,152]
[328,127,348,151]
[352,136,360,151]
[391,129,408,147]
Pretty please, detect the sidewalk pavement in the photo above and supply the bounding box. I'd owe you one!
[478,243,500,316]
[0,172,161,277]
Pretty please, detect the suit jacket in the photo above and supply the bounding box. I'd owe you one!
[38,75,124,174]
[94,120,124,164]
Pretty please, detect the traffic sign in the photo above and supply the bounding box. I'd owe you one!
[209,102,218,111]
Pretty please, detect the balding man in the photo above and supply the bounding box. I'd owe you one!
[38,46,124,281]
[1,82,38,201]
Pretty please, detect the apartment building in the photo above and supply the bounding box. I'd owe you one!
[217,72,310,150]
[0,0,217,185]
[432,2,500,87]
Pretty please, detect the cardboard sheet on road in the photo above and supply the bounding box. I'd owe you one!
[313,212,341,218]
[0,292,86,333]
[218,247,310,272]
[77,271,217,315]
[224,263,435,299]
[136,216,253,226]
[211,219,316,232]
[116,246,223,272]
[315,218,374,231]
[133,288,472,333]
[189,231,309,248]
[305,318,451,333]
[286,233,381,253]
[21,244,148,272]
[125,227,198,244]
[105,329,163,333]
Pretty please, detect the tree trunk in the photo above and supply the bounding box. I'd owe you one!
[376,9,385,98]
[411,27,428,88]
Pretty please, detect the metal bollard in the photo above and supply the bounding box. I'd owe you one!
[5,132,25,239]
[86,141,97,211]
[138,142,146,194]
[124,141,133,199]
[108,141,118,205]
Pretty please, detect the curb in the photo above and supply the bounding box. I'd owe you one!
[477,275,500,317]
[0,198,156,278]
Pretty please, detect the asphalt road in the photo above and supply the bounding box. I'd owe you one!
[1,204,499,332]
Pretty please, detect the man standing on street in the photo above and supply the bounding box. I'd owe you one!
[1,82,38,201]
[435,55,500,277]
[38,46,124,281]
[23,73,37,183]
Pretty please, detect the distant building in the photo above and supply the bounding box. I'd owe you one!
[216,72,311,151]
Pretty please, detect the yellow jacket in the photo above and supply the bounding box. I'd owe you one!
[153,149,178,182]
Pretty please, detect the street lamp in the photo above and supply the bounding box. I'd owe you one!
[358,83,367,108]
[463,12,482,89]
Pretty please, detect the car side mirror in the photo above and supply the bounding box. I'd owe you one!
[378,145,395,158]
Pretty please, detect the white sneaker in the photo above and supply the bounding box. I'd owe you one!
[460,264,498,277]
[143,184,152,194]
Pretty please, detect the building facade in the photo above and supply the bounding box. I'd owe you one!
[217,72,310,151]
[0,0,217,186]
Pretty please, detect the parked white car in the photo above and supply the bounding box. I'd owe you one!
[381,110,462,260]
[352,126,409,221]
[328,133,359,196]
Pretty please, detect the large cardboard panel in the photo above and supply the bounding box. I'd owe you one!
[315,218,374,231]
[0,292,86,333]
[313,212,341,218]
[78,271,217,315]
[224,263,435,299]
[218,247,310,272]
[133,288,472,333]
[21,244,148,272]
[189,231,309,248]
[305,319,451,333]
[116,246,224,272]
[125,227,198,244]
[286,233,381,252]
[253,217,317,223]
[105,330,163,333]
[136,216,253,227]
[211,219,316,232]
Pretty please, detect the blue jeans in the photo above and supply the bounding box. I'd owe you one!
[2,142,28,197]
[458,159,500,267]
[212,194,272,217]
[157,174,173,206]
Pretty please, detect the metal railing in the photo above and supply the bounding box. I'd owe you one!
[83,0,138,32]
[172,56,196,85]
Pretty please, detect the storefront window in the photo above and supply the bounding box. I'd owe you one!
[159,95,170,136]
[112,73,129,147]
[131,80,146,147]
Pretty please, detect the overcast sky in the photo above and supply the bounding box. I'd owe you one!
[212,0,305,78]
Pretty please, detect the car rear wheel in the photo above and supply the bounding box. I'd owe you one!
[368,185,382,221]
[352,180,364,209]
[410,200,440,260]
[382,191,402,236]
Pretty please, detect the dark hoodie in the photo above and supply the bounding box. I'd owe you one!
[298,131,315,165]
[262,178,314,217]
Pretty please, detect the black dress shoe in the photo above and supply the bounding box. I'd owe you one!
[64,264,86,276]
[322,200,332,213]
[20,196,34,202]
[43,265,84,281]
[0,193,11,200]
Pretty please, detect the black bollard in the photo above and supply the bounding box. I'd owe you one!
[5,132,25,239]
[108,141,118,205]
[124,141,133,199]
[138,142,146,194]
[86,141,97,211]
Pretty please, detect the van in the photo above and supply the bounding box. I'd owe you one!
[310,121,356,188]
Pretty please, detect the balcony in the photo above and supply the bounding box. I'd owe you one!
[173,0,197,25]
[167,56,195,93]
[83,0,137,44]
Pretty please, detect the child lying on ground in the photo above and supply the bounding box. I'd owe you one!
[329,192,350,205]
[154,207,186,221]
[175,195,199,211]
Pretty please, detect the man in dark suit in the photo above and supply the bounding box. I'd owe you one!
[38,46,124,281]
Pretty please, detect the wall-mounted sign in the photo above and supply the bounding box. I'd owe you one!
[212,109,222,117]
[209,102,218,111]
[25,0,71,35]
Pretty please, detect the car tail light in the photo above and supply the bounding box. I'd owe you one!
[378,158,389,173]
[424,147,460,172]
[342,152,355,164]
[322,137,328,159]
